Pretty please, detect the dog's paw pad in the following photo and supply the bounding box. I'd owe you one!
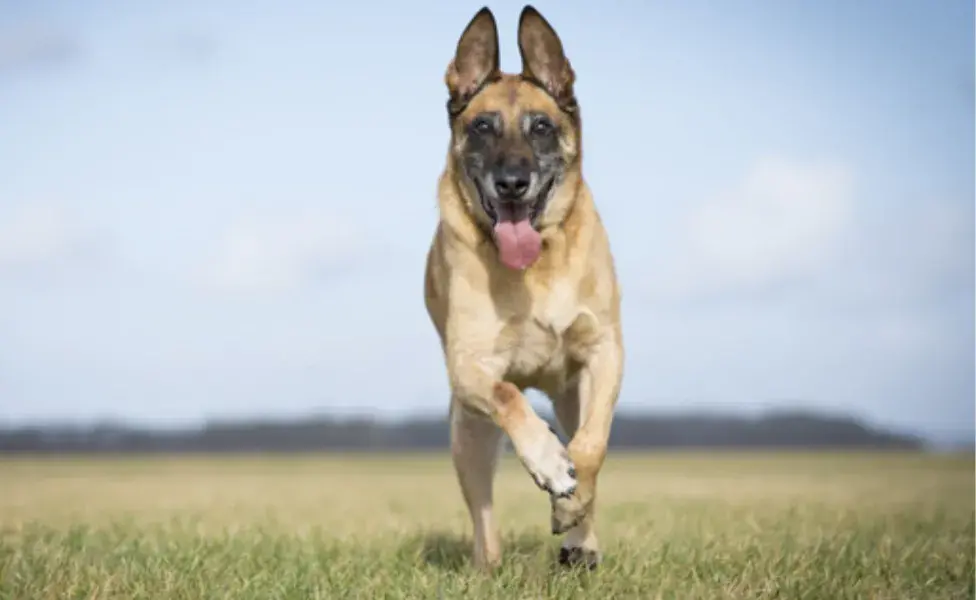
[558,546,601,570]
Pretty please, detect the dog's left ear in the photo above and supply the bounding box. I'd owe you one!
[517,5,576,110]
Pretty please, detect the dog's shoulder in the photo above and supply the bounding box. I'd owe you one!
[538,184,620,314]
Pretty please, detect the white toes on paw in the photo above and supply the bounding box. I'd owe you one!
[518,426,577,497]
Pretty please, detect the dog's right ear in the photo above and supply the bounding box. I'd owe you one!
[445,7,500,117]
[517,6,575,111]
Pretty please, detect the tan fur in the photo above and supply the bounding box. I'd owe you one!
[424,6,624,571]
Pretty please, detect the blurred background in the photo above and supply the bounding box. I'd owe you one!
[0,0,972,453]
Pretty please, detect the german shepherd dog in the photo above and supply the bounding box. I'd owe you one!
[424,5,624,570]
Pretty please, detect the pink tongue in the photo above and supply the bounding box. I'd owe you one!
[493,219,542,270]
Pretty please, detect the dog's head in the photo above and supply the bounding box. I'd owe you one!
[445,6,581,271]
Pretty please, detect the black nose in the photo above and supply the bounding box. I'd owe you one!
[494,169,530,199]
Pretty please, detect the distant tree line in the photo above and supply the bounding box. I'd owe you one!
[0,410,925,454]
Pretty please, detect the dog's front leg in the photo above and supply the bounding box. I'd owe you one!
[551,325,623,568]
[450,354,579,498]
[448,353,578,570]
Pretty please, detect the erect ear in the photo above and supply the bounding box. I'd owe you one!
[445,7,500,115]
[517,5,576,110]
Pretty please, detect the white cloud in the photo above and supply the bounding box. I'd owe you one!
[0,204,103,276]
[653,157,855,300]
[200,211,365,294]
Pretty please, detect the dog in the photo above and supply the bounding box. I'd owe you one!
[423,5,624,571]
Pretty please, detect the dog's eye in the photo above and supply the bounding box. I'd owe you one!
[530,117,554,137]
[470,117,494,135]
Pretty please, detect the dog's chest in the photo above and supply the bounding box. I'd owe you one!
[497,280,587,387]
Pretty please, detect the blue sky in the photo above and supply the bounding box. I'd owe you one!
[0,0,972,441]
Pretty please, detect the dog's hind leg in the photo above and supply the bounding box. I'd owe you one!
[450,400,504,571]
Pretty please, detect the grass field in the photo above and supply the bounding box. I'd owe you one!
[0,451,972,599]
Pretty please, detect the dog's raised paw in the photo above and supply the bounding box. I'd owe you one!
[517,427,577,497]
[558,546,601,570]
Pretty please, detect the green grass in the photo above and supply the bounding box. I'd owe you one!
[0,452,972,599]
